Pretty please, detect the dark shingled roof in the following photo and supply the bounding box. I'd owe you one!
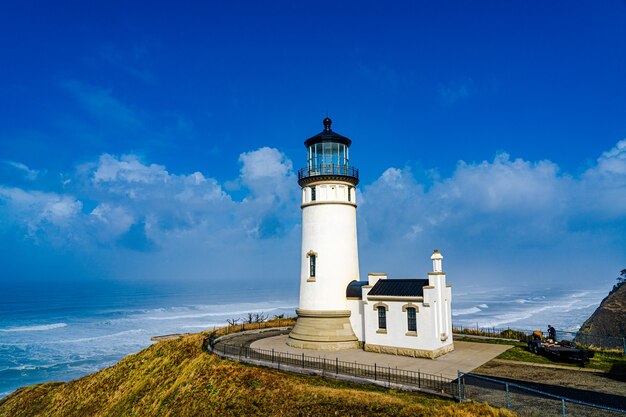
[368,279,429,297]
[346,280,369,299]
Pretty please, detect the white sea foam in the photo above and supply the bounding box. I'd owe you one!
[181,324,221,329]
[0,323,67,332]
[52,329,146,344]
[142,306,295,321]
[477,304,488,309]
[452,307,481,316]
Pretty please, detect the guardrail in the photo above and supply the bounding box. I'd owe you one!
[209,338,455,398]
[458,371,626,416]
[453,324,626,353]
[203,327,624,415]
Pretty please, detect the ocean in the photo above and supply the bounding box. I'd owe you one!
[0,280,606,398]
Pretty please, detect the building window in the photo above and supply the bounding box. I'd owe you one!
[407,307,416,332]
[309,254,316,278]
[311,186,316,201]
[348,187,351,202]
[377,306,386,330]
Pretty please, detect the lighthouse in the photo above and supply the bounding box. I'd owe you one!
[287,117,361,350]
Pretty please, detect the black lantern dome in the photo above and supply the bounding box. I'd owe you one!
[298,118,359,186]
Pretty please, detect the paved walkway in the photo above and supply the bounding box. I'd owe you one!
[250,334,511,380]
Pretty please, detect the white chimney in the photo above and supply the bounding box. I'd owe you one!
[431,249,443,273]
[368,272,387,287]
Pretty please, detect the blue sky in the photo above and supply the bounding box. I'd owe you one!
[0,1,625,292]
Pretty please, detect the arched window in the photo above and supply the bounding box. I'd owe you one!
[406,307,416,332]
[309,254,316,278]
[377,306,386,330]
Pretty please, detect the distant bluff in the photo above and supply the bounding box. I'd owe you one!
[576,279,626,344]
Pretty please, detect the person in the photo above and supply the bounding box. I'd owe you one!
[547,325,556,341]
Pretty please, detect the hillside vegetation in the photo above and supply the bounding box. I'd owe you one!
[0,327,514,417]
[576,278,626,341]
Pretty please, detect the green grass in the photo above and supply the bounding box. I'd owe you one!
[454,335,626,372]
[496,345,626,372]
[0,326,516,417]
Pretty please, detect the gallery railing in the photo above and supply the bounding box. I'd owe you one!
[298,164,359,181]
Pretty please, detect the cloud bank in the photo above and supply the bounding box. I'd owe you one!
[1,140,625,290]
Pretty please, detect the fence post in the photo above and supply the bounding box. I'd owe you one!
[271,348,274,363]
[336,357,339,374]
[623,337,625,355]
[374,363,377,380]
[302,353,305,369]
[418,370,421,388]
[457,370,462,402]
[506,382,510,410]
[562,398,566,417]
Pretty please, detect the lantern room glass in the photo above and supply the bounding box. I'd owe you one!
[307,142,349,172]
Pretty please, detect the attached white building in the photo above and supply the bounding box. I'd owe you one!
[347,250,454,359]
[287,118,454,359]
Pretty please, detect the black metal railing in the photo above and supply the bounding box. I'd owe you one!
[212,342,456,396]
[298,164,359,181]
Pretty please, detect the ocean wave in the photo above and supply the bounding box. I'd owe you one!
[452,307,481,316]
[181,324,221,329]
[142,306,295,321]
[51,329,146,344]
[477,304,488,309]
[0,323,67,333]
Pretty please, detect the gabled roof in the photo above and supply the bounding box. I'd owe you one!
[346,280,369,299]
[368,279,429,297]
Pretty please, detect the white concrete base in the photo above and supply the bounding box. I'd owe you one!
[287,309,360,350]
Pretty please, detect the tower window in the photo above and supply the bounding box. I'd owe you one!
[407,307,417,332]
[377,306,387,330]
[309,254,316,278]
[311,186,316,201]
[348,187,351,202]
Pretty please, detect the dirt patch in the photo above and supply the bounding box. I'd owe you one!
[474,358,626,397]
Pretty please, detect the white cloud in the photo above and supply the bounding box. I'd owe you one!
[1,141,625,287]
[3,160,40,181]
[0,187,83,240]
[238,147,296,202]
[92,154,170,184]
[63,80,143,130]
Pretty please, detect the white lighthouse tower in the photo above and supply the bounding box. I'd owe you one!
[287,117,361,350]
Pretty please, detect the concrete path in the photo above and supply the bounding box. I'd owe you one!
[250,335,510,380]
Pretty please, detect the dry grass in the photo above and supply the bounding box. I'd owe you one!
[0,325,516,417]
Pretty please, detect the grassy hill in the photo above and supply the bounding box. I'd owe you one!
[576,280,626,342]
[0,328,515,417]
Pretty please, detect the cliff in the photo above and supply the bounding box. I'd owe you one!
[577,282,626,341]
[0,331,513,417]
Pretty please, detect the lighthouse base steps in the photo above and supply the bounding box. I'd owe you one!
[287,309,360,350]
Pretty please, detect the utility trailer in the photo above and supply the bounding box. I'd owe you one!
[528,332,595,364]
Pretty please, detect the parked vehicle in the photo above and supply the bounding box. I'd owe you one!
[528,330,594,364]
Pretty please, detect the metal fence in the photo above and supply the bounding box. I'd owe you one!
[213,341,456,397]
[458,372,626,417]
[453,323,626,353]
